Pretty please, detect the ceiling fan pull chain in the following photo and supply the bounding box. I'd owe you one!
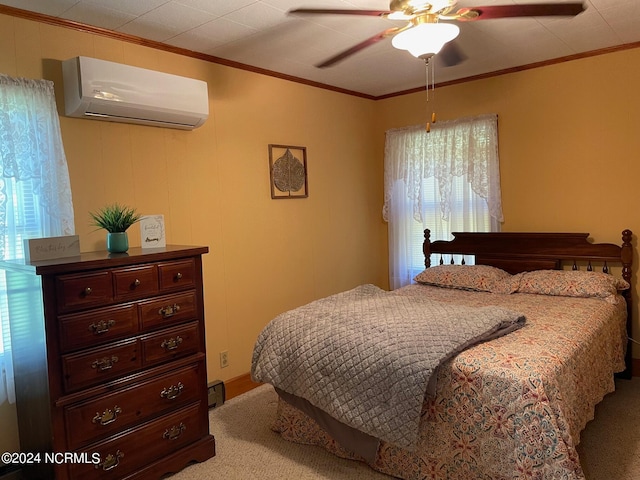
[425,58,437,133]
[425,58,431,132]
[425,58,430,102]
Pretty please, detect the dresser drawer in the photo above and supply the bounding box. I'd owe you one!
[58,304,138,353]
[138,291,198,330]
[64,362,205,449]
[158,259,196,291]
[69,402,207,479]
[56,271,113,312]
[62,340,141,392]
[141,322,200,367]
[113,264,159,301]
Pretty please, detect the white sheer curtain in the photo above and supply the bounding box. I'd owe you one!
[383,114,503,290]
[0,74,75,405]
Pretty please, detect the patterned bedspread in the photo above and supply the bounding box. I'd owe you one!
[251,284,525,449]
[271,285,627,480]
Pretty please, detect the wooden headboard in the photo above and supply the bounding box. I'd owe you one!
[423,229,634,377]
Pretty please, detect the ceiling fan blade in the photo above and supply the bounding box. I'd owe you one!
[316,28,399,68]
[438,41,467,67]
[458,3,585,21]
[289,8,391,17]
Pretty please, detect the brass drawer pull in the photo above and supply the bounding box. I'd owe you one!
[88,319,115,335]
[161,336,183,351]
[91,356,119,371]
[83,287,92,296]
[160,382,184,400]
[92,406,122,426]
[158,303,180,318]
[175,272,183,280]
[163,422,186,441]
[96,450,123,471]
[133,278,141,287]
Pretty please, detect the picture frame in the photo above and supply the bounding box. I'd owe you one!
[268,144,308,199]
[139,214,166,248]
[24,235,80,262]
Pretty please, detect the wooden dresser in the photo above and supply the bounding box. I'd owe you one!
[2,246,215,479]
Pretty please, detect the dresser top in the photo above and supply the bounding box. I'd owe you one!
[1,245,209,275]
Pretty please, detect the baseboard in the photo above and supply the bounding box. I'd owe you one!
[224,373,262,400]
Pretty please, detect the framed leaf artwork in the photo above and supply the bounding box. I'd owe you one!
[268,144,308,199]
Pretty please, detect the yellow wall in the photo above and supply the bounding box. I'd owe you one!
[0,13,387,392]
[376,49,640,240]
[375,46,640,355]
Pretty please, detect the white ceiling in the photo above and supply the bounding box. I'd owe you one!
[2,0,639,97]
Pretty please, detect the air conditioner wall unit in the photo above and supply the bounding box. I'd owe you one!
[62,56,209,130]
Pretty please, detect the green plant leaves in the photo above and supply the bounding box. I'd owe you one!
[89,203,141,233]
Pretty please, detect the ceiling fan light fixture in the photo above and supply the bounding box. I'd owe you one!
[391,22,460,58]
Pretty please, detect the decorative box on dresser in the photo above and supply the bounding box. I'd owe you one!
[2,246,216,479]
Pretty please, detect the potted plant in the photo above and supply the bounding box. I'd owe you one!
[89,203,141,253]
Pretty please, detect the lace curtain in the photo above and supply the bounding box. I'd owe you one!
[383,114,503,289]
[0,74,75,405]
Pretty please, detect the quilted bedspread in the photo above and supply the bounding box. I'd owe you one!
[251,284,525,449]
[272,285,628,480]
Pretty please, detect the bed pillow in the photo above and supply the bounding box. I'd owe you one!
[414,265,512,292]
[515,270,630,300]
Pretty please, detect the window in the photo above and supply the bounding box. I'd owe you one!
[0,177,42,352]
[0,74,75,405]
[406,175,494,277]
[383,114,503,289]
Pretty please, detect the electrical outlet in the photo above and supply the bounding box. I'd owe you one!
[220,350,229,368]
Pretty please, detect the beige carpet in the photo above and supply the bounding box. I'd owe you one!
[578,377,640,479]
[169,378,640,480]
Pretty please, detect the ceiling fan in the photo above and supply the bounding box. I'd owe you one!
[290,1,586,68]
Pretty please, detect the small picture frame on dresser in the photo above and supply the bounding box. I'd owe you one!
[140,215,166,248]
[24,235,80,262]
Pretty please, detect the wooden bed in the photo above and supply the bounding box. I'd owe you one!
[253,230,633,480]
[423,229,633,378]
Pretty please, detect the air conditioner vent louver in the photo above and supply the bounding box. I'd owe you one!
[62,56,209,130]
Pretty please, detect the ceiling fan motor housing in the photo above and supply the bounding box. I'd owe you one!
[390,0,455,15]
